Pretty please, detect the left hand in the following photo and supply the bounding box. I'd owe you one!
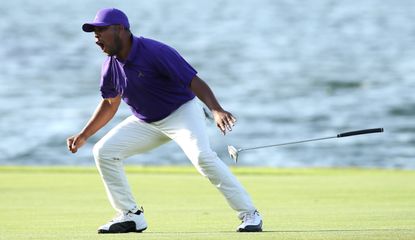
[212,109,237,135]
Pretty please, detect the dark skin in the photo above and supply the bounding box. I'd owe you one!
[67,25,236,153]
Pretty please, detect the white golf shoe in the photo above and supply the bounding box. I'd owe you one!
[98,210,147,234]
[237,210,263,232]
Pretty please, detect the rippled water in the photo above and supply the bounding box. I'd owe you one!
[1,0,414,168]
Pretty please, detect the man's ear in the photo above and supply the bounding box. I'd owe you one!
[112,24,122,33]
[117,24,127,31]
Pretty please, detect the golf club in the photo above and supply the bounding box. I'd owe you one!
[228,128,384,162]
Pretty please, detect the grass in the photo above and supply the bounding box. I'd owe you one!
[0,166,414,240]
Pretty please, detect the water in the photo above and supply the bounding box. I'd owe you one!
[1,0,414,168]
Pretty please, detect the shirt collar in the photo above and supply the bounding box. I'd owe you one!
[125,35,139,63]
[115,35,139,65]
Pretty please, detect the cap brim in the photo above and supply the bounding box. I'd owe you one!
[82,22,110,32]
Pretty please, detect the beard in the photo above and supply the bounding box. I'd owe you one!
[106,34,123,56]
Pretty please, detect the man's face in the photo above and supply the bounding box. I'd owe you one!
[94,25,123,56]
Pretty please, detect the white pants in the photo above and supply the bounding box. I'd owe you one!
[93,99,255,219]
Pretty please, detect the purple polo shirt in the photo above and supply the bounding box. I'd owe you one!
[100,36,197,122]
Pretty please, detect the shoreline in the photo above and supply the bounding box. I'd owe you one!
[1,165,414,175]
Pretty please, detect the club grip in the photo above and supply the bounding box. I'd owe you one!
[337,128,384,138]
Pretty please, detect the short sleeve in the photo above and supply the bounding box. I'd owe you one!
[155,45,197,87]
[100,58,119,99]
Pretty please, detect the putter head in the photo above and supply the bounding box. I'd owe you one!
[227,145,239,163]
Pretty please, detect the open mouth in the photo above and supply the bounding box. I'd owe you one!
[95,41,105,50]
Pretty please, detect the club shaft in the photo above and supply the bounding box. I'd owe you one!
[240,136,337,152]
[238,128,384,152]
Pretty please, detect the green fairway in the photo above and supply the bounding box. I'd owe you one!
[0,166,414,240]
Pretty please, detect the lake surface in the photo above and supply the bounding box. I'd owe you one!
[1,0,414,168]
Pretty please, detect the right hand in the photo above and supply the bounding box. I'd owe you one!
[67,134,87,153]
[212,109,237,135]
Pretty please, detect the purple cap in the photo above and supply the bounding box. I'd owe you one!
[82,8,130,32]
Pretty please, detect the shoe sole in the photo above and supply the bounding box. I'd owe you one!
[237,220,263,232]
[98,227,147,234]
[237,227,262,232]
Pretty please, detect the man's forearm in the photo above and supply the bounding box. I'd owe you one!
[190,76,223,111]
[80,97,121,139]
[190,75,236,134]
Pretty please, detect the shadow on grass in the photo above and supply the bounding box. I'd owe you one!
[148,228,414,234]
[263,228,414,233]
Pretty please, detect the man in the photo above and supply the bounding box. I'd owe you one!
[67,8,262,233]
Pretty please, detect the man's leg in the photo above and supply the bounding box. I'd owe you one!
[93,115,169,233]
[154,99,260,223]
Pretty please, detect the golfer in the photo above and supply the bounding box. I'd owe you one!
[67,8,262,233]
